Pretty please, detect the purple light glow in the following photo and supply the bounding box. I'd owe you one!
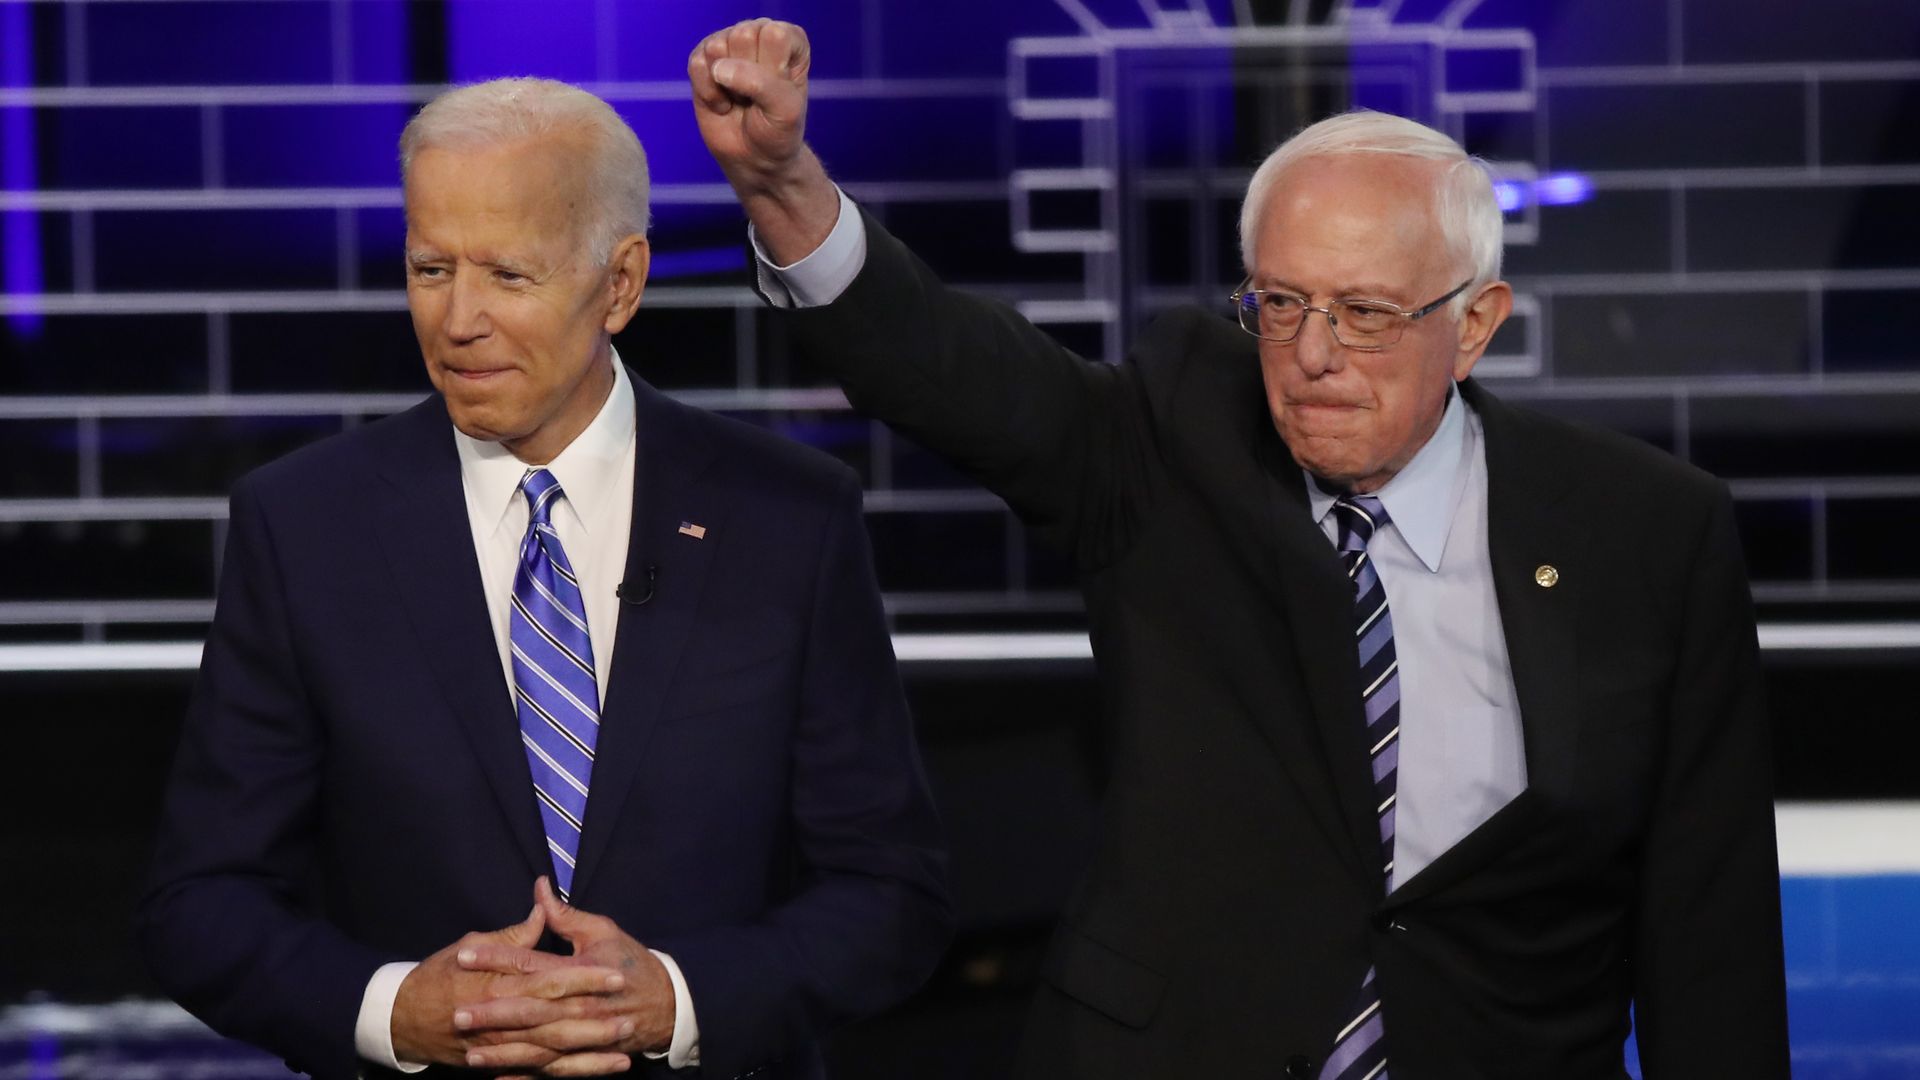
[2,2,42,336]
[1493,173,1595,214]
[1535,172,1594,206]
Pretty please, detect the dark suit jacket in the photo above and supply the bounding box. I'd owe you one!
[771,211,1788,1079]
[137,369,951,1080]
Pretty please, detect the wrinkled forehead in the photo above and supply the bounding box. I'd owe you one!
[403,134,593,250]
[1252,154,1454,286]
[405,130,592,207]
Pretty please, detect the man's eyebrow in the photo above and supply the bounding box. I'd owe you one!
[1337,283,1409,302]
[1254,277,1412,302]
[402,249,543,277]
[483,255,539,275]
[1253,276,1310,295]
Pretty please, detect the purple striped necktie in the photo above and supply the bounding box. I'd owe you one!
[509,468,600,901]
[1320,494,1397,1080]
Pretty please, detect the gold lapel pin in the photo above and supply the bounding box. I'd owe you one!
[1534,564,1560,588]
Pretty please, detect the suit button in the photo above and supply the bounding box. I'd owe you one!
[1284,1054,1315,1078]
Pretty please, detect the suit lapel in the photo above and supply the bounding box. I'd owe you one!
[570,373,728,897]
[368,398,549,880]
[1175,343,1378,885]
[1382,379,1584,909]
[1472,380,1584,805]
[1258,436,1391,887]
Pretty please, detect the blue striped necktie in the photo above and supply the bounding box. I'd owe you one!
[509,468,600,901]
[1320,494,1397,1080]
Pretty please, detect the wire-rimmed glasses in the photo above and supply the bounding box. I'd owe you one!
[1229,279,1473,350]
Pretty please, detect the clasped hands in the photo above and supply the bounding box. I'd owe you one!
[392,877,674,1077]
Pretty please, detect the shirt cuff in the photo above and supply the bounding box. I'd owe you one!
[641,949,700,1069]
[750,185,866,309]
[355,961,428,1073]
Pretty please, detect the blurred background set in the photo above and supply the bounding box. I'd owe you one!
[3,0,1919,1076]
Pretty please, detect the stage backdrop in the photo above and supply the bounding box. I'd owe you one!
[3,2,1918,1077]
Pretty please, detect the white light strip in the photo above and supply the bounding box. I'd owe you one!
[862,490,1006,514]
[0,497,229,523]
[0,600,215,625]
[1753,582,1920,604]
[0,999,211,1041]
[1018,298,1118,323]
[1776,802,1920,876]
[0,642,203,673]
[0,387,848,420]
[0,636,1098,672]
[1516,268,1920,294]
[1576,163,1920,190]
[8,624,1920,673]
[0,284,760,316]
[0,77,1001,109]
[0,187,403,212]
[1732,479,1920,500]
[890,633,1095,663]
[1010,168,1117,190]
[1758,622,1920,651]
[0,180,1008,214]
[1538,60,1920,87]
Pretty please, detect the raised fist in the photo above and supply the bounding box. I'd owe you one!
[688,18,812,194]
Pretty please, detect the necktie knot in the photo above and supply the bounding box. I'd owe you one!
[521,468,565,529]
[1332,494,1388,554]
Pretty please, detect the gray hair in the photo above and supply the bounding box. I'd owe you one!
[400,77,650,265]
[1238,110,1502,314]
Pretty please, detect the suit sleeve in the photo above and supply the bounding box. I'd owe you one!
[1630,486,1790,1077]
[135,477,398,1080]
[646,474,953,1079]
[775,207,1169,567]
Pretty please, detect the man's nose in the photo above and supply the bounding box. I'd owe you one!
[1290,308,1345,377]
[442,271,490,343]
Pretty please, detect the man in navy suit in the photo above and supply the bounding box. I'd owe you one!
[137,78,950,1080]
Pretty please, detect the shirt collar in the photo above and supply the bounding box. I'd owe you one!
[455,349,636,540]
[1306,383,1468,573]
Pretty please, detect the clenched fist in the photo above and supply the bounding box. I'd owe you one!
[689,18,839,264]
[689,18,810,184]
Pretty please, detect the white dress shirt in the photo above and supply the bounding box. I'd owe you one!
[352,355,701,1071]
[756,193,1528,893]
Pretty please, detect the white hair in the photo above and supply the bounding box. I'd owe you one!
[1238,110,1502,314]
[400,77,650,265]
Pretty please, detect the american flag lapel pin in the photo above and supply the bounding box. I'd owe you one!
[677,521,707,540]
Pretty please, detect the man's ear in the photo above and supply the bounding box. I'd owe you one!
[603,234,650,335]
[1452,280,1513,382]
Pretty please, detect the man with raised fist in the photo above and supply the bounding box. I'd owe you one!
[690,18,1787,1080]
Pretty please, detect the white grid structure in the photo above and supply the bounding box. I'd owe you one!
[1,0,1917,654]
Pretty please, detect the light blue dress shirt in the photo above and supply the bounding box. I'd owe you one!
[1304,388,1527,891]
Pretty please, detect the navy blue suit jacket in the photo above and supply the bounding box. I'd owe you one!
[137,370,951,1080]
